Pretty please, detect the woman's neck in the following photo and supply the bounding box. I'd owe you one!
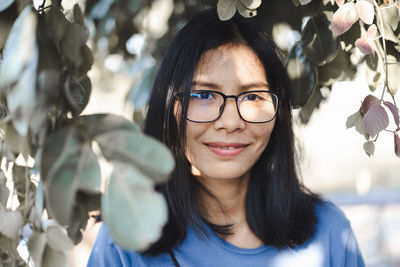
[197,174,249,225]
[195,172,263,248]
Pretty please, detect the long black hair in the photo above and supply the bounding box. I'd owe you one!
[143,9,321,255]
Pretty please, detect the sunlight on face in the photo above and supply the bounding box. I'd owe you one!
[182,45,275,181]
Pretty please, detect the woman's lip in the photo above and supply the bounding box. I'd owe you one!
[205,142,248,157]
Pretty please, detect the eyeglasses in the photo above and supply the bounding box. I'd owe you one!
[175,90,279,123]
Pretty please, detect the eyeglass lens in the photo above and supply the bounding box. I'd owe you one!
[186,90,278,123]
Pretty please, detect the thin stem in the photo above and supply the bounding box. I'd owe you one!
[372,1,389,101]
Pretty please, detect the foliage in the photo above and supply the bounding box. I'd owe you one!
[0,0,399,265]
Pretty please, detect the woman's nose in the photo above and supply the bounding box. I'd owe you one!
[214,98,245,132]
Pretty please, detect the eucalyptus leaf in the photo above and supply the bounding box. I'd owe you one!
[394,133,400,158]
[90,0,115,19]
[302,13,340,65]
[299,87,323,123]
[217,0,236,21]
[129,66,158,111]
[42,245,68,267]
[0,0,14,12]
[0,205,23,240]
[0,233,20,259]
[95,130,175,183]
[286,42,317,108]
[237,1,257,18]
[102,162,168,250]
[363,141,375,156]
[67,191,100,244]
[41,127,101,225]
[0,170,9,207]
[0,6,37,89]
[317,47,349,86]
[27,232,47,267]
[363,103,389,137]
[77,113,139,140]
[377,5,399,43]
[387,55,400,95]
[46,224,74,251]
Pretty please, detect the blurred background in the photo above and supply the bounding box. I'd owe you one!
[16,0,399,266]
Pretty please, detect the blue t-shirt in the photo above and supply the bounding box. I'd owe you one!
[87,201,365,266]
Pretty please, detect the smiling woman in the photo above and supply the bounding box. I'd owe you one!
[87,8,365,267]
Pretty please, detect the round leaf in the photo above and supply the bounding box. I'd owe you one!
[363,103,389,137]
[330,2,359,36]
[394,133,400,158]
[383,101,399,127]
[355,0,374,25]
[240,0,261,9]
[27,232,47,267]
[217,0,237,21]
[237,1,257,18]
[0,0,14,12]
[41,127,101,225]
[46,224,74,251]
[77,113,139,139]
[286,42,317,108]
[89,0,116,19]
[102,162,168,250]
[95,130,175,183]
[363,141,375,156]
[387,55,400,95]
[0,6,37,87]
[355,37,374,54]
[301,13,340,65]
[0,205,23,240]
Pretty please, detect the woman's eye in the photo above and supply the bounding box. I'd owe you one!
[243,94,261,101]
[190,92,213,100]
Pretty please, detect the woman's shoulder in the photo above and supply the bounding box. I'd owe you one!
[315,200,350,226]
[87,223,173,267]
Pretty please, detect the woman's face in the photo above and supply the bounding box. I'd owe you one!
[182,45,275,181]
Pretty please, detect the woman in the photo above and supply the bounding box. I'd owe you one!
[88,9,365,267]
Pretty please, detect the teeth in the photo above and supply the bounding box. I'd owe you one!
[213,146,239,149]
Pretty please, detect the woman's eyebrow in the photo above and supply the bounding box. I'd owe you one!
[191,81,220,89]
[240,82,269,90]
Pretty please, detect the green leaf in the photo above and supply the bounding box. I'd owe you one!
[27,232,47,267]
[286,42,317,108]
[0,170,9,208]
[46,224,74,251]
[90,0,115,19]
[0,6,37,88]
[302,13,340,65]
[42,245,68,267]
[317,48,349,86]
[387,55,400,95]
[102,162,168,250]
[363,140,375,156]
[0,233,20,259]
[77,113,139,139]
[95,130,175,183]
[4,121,30,156]
[377,5,399,43]
[129,66,158,112]
[67,191,100,244]
[41,127,101,225]
[0,205,23,240]
[299,87,323,123]
[0,0,14,12]
[64,78,90,117]
[346,110,369,139]
[217,0,236,21]
[0,6,38,136]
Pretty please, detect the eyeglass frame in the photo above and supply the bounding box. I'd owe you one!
[174,90,279,123]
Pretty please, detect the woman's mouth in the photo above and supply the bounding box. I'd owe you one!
[205,142,248,157]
